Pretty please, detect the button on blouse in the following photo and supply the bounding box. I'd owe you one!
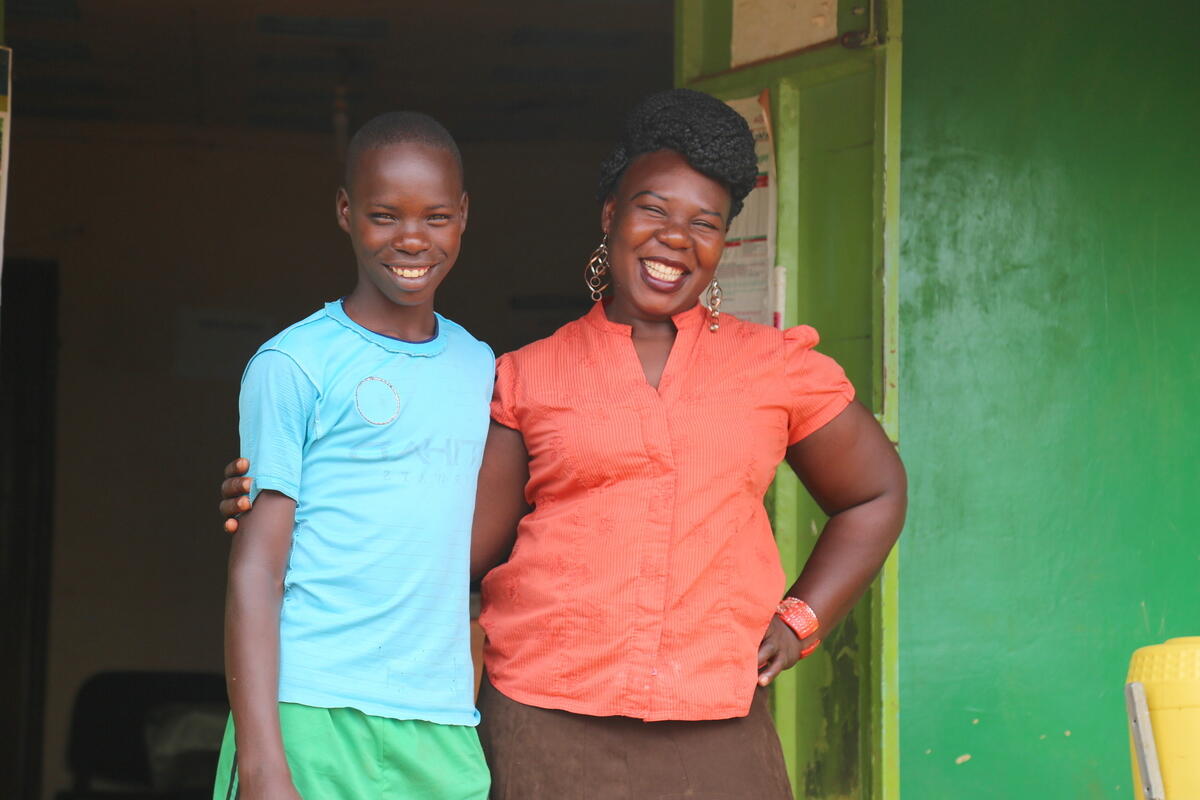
[480,300,854,721]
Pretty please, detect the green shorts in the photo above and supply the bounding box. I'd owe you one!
[213,702,490,800]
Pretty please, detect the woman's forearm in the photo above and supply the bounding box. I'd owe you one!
[784,485,906,635]
[783,401,908,638]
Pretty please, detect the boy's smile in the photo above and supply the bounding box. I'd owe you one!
[388,264,433,280]
[337,141,467,339]
[383,260,438,291]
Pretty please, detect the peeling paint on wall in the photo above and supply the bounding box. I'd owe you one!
[802,612,861,797]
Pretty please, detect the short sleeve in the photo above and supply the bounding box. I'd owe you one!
[490,353,520,430]
[784,325,856,444]
[239,348,319,502]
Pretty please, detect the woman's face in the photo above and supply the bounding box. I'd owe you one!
[601,149,731,324]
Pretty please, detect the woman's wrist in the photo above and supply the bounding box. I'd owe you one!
[775,597,821,658]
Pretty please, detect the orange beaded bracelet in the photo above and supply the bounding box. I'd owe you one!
[776,597,821,659]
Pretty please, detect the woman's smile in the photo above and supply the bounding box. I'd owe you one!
[639,257,690,291]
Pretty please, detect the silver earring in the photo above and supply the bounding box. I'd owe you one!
[705,278,723,332]
[584,234,610,302]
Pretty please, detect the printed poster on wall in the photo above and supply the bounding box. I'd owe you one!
[718,91,779,327]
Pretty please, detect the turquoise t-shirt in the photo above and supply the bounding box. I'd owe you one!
[239,300,493,726]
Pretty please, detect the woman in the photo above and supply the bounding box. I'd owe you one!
[222,89,905,798]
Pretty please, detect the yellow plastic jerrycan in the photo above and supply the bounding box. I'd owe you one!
[1127,636,1200,799]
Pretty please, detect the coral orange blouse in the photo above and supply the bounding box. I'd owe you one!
[480,301,854,721]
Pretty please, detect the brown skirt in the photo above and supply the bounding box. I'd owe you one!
[476,674,793,800]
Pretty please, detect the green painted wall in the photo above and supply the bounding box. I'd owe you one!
[898,1,1200,797]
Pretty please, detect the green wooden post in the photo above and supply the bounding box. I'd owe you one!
[870,4,902,799]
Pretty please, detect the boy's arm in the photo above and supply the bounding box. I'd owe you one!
[227,348,314,798]
[225,489,302,799]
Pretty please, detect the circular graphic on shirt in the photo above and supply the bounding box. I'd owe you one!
[355,376,401,426]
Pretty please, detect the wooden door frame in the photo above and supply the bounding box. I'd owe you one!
[674,2,902,797]
[0,259,60,800]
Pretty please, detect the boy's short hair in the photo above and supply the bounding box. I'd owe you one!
[344,111,463,190]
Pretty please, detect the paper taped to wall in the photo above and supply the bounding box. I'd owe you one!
[718,91,778,328]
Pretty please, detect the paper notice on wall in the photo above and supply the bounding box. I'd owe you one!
[732,0,838,67]
[718,91,777,327]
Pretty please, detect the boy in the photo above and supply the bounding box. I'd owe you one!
[213,112,492,800]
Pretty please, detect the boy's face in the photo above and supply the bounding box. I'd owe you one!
[337,142,467,312]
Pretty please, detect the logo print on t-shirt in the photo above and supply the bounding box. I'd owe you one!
[355,376,401,426]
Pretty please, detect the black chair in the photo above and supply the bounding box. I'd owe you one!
[56,670,228,800]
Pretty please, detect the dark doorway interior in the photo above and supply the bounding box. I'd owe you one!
[5,3,673,795]
[1,259,59,800]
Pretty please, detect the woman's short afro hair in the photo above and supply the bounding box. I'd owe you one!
[596,89,758,222]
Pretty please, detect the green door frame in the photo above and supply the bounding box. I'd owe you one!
[675,2,902,797]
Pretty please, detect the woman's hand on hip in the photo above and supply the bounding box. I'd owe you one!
[757,616,812,686]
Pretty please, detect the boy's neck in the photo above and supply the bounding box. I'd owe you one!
[342,288,438,343]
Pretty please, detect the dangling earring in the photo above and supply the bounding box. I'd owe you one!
[705,277,723,332]
[584,234,610,302]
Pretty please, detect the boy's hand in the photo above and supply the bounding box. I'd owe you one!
[219,457,253,534]
[237,768,303,800]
